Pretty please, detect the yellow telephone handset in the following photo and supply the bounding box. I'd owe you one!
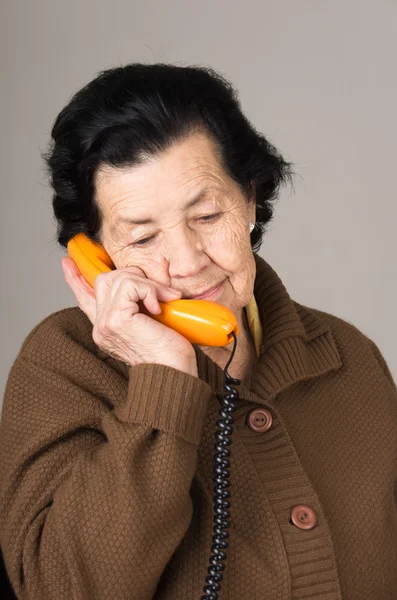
[67,233,239,347]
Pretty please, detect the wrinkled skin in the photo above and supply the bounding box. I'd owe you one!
[93,131,257,376]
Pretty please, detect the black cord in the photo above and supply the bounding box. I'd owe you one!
[200,331,240,599]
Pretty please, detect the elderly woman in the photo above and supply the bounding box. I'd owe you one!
[1,63,396,600]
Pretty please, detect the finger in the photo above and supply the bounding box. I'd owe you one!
[103,276,182,319]
[107,266,182,302]
[95,269,182,314]
[93,268,144,312]
[120,265,147,278]
[135,281,182,314]
[120,266,183,301]
[62,257,97,324]
[105,281,179,336]
[105,279,146,325]
[105,278,164,316]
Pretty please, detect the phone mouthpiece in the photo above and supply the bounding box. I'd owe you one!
[141,299,239,347]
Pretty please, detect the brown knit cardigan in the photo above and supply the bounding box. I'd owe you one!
[1,253,396,600]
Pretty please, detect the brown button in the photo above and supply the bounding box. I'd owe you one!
[247,408,273,432]
[290,505,317,530]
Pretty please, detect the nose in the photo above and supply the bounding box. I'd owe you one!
[165,228,209,279]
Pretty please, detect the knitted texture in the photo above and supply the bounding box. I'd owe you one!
[245,293,263,357]
[1,253,396,599]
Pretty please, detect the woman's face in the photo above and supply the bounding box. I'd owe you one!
[94,132,256,331]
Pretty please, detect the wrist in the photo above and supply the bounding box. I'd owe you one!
[128,357,198,378]
[165,358,198,378]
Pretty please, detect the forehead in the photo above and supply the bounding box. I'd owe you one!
[94,132,228,210]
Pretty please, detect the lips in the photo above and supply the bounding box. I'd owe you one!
[188,280,224,300]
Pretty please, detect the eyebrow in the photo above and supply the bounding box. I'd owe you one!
[113,187,220,228]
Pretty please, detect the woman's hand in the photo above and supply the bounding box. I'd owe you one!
[61,257,198,377]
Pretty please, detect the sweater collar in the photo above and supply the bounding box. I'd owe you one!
[194,253,343,405]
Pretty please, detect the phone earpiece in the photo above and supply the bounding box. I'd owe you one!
[67,233,115,289]
[66,233,239,346]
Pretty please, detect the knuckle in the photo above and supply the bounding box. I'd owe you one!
[105,311,122,331]
[125,265,146,277]
[118,276,135,288]
[113,267,144,284]
[118,273,154,298]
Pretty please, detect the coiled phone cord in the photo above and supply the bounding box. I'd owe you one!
[200,331,240,600]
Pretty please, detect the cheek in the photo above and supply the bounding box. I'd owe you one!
[207,220,251,270]
[205,226,255,305]
[227,252,256,307]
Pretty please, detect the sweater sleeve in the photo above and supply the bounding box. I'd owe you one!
[366,337,397,391]
[0,310,214,600]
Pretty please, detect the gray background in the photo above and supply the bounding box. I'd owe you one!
[1,0,396,403]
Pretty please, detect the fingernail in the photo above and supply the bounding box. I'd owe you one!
[167,287,181,295]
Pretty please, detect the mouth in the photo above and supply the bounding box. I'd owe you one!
[185,280,225,300]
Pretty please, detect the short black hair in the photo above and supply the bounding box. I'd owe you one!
[43,62,294,253]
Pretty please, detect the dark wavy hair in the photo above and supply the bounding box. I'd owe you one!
[43,62,294,253]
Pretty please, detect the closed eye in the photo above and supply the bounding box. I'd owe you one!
[132,213,222,247]
[132,237,155,247]
[197,213,221,223]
